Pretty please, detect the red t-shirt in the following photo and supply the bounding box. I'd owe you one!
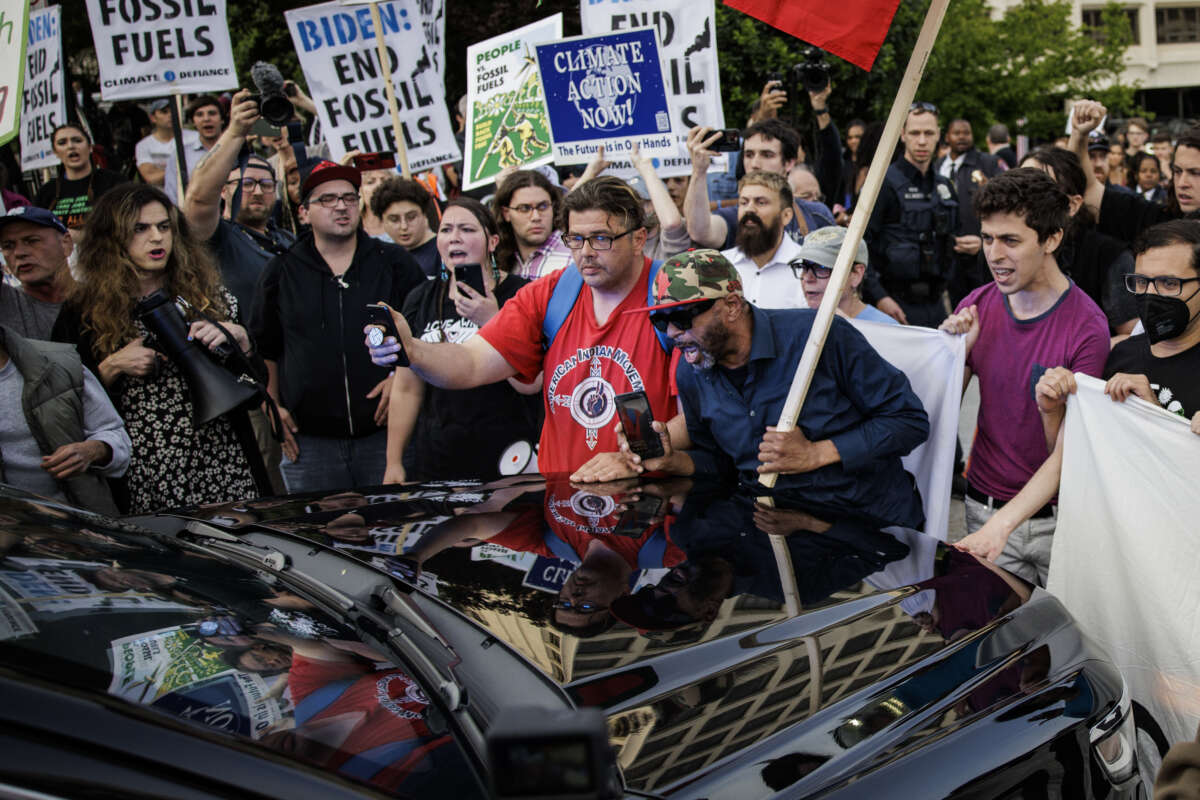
[478,258,677,474]
[288,655,449,790]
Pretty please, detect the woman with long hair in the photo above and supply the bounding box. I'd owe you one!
[381,198,541,482]
[34,123,127,234]
[52,183,268,512]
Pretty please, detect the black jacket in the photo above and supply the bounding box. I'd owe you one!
[252,229,425,438]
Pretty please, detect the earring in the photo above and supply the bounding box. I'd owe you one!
[439,261,450,282]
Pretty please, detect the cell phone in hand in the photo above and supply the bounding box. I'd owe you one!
[454,263,486,297]
[353,151,397,171]
[613,495,664,537]
[615,390,665,460]
[711,129,742,153]
[365,302,409,367]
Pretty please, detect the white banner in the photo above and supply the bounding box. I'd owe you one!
[1047,373,1200,749]
[463,15,561,191]
[19,4,63,171]
[849,320,965,540]
[286,0,459,169]
[0,0,29,147]
[85,0,237,101]
[581,0,724,179]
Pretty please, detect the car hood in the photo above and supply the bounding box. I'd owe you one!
[163,475,1120,798]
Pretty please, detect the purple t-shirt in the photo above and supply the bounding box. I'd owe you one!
[960,281,1109,500]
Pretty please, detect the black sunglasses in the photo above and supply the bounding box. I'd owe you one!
[909,101,939,114]
[649,300,716,333]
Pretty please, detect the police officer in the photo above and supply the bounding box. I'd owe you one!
[863,102,959,327]
[936,118,1001,307]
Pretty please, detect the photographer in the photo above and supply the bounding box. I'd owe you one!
[51,184,269,513]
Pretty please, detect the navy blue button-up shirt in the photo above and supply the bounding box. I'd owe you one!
[675,306,930,529]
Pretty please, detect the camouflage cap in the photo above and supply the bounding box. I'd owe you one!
[642,249,743,313]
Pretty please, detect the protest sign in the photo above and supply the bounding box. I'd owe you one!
[581,0,724,178]
[0,0,30,148]
[535,28,676,166]
[108,625,235,704]
[287,0,459,168]
[463,15,561,191]
[20,4,64,171]
[84,0,237,101]
[1047,374,1200,754]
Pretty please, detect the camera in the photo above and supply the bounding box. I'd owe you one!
[794,47,831,94]
[250,62,295,126]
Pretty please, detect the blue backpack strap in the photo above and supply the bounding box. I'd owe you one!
[543,259,671,354]
[542,263,584,350]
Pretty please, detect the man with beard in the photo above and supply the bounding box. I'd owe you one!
[165,94,225,205]
[720,172,806,309]
[622,250,929,530]
[185,89,296,319]
[863,102,959,326]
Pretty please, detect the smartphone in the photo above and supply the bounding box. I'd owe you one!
[711,128,742,153]
[354,151,397,171]
[613,495,663,537]
[615,390,664,460]
[454,263,486,297]
[365,302,409,367]
[251,118,282,138]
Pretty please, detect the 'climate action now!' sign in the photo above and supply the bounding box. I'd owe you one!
[535,28,675,166]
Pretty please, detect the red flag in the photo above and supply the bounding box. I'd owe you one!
[723,0,902,71]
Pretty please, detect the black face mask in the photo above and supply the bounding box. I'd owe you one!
[1135,290,1198,344]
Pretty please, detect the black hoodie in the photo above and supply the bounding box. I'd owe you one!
[252,229,425,438]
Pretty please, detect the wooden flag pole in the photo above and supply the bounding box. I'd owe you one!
[367,0,413,179]
[757,0,952,492]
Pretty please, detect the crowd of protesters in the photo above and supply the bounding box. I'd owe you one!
[3,67,1200,599]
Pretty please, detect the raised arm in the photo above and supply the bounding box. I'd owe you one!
[683,126,729,249]
[1067,99,1106,219]
[183,89,261,241]
[630,143,683,232]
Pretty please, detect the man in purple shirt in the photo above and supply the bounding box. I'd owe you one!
[939,168,1109,585]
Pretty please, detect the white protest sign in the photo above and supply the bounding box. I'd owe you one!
[84,0,237,101]
[0,0,30,148]
[463,15,561,191]
[287,0,459,168]
[1047,374,1200,753]
[19,4,63,171]
[581,0,724,178]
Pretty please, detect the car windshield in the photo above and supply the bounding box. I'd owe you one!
[0,491,484,798]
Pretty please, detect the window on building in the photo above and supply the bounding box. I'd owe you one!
[1082,7,1141,44]
[1157,6,1200,43]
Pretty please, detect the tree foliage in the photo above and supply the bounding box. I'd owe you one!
[715,0,1137,142]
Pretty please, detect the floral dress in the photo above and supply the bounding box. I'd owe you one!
[53,289,259,513]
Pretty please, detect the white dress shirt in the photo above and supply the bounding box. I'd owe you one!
[721,235,806,309]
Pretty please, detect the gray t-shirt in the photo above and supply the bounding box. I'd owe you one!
[0,282,61,340]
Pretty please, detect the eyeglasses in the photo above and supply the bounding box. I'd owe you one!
[506,201,552,215]
[554,599,607,613]
[790,259,832,280]
[909,101,939,114]
[564,227,637,251]
[234,177,276,193]
[649,299,716,333]
[1124,273,1200,296]
[309,192,360,208]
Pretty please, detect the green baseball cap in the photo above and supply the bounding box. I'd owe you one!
[794,226,868,270]
[638,249,744,313]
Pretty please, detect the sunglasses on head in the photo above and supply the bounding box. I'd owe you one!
[649,299,716,333]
